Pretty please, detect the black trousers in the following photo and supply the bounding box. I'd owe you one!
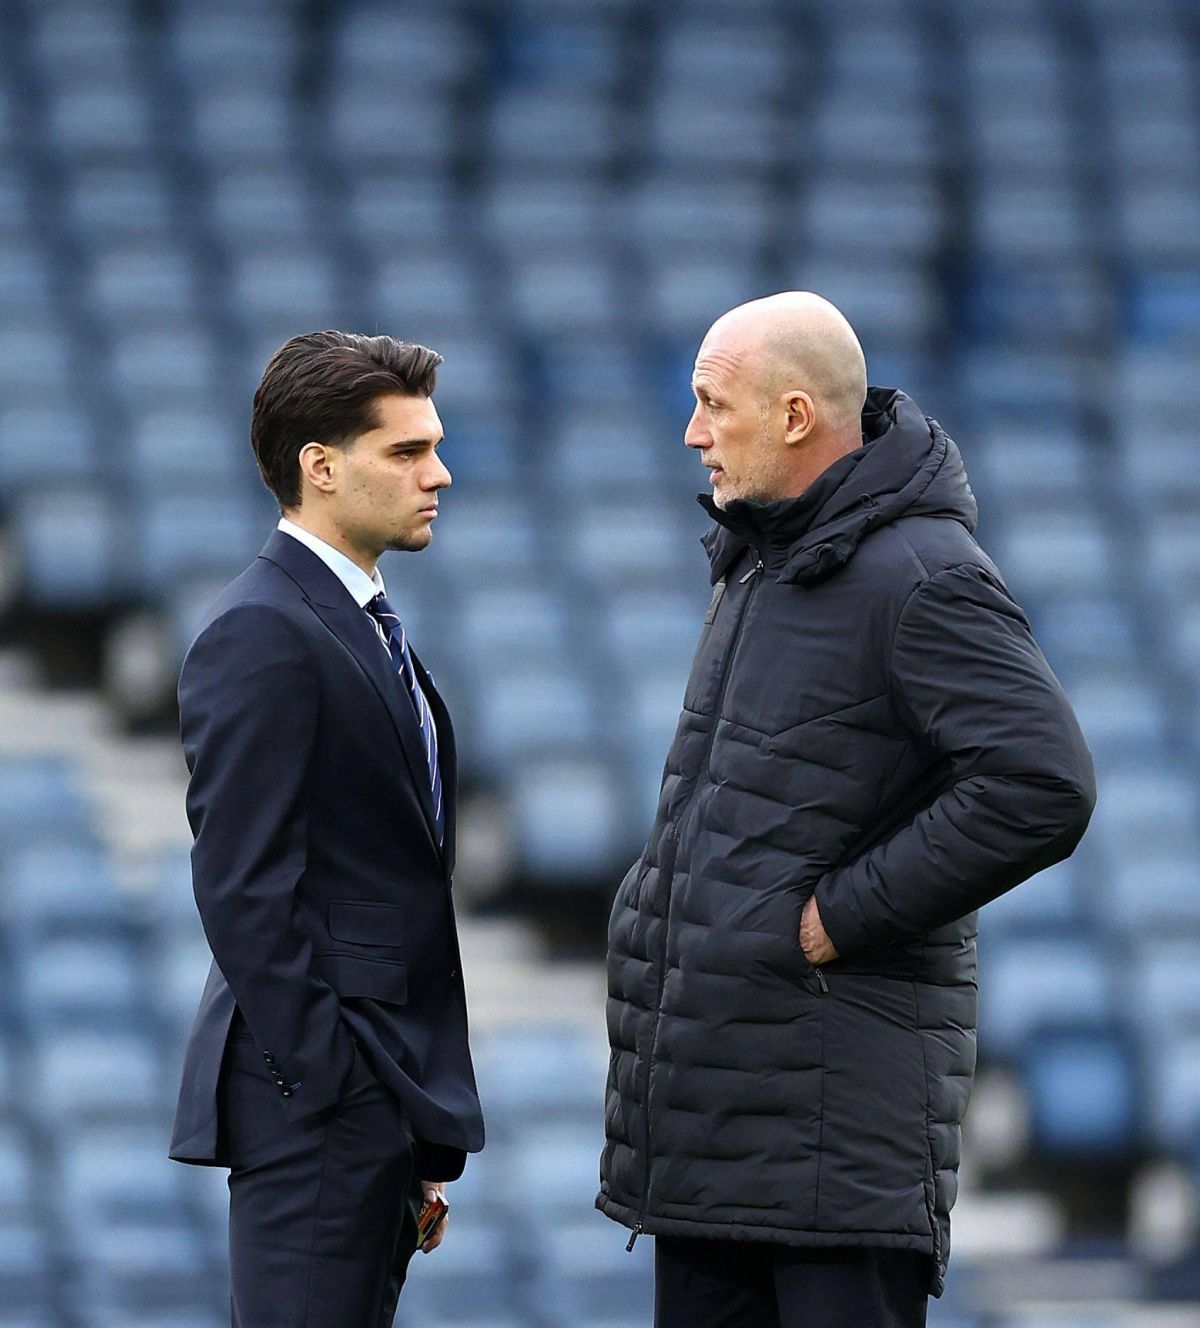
[218,1025,423,1328]
[654,1236,930,1328]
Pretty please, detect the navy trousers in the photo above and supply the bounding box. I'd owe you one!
[218,1020,423,1327]
[654,1236,930,1328]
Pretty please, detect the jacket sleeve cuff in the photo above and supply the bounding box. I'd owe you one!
[414,1141,467,1183]
[815,876,874,958]
[274,1029,357,1124]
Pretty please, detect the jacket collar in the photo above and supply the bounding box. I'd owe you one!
[256,529,448,864]
[699,388,976,588]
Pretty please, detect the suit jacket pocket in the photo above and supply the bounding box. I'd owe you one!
[316,952,408,1005]
[328,900,406,947]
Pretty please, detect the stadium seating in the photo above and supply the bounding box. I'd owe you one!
[1,0,1199,1322]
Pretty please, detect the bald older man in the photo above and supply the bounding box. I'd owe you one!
[598,294,1095,1327]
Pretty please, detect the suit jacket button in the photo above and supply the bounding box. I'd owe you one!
[280,1087,292,1097]
[263,1052,275,1064]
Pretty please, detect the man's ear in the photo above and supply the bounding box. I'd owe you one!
[297,441,336,496]
[783,391,816,445]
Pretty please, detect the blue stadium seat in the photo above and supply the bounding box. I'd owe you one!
[488,89,621,171]
[991,510,1114,600]
[129,407,243,483]
[64,167,176,241]
[1021,1029,1138,1156]
[482,178,612,255]
[1147,1032,1200,1152]
[0,1134,33,1221]
[977,937,1116,1060]
[810,98,938,170]
[624,178,773,259]
[12,483,124,605]
[0,764,91,846]
[429,493,539,579]
[473,665,598,764]
[168,6,298,92]
[34,1030,163,1125]
[1107,848,1200,935]
[533,1217,654,1321]
[785,261,939,348]
[151,934,212,1044]
[16,937,142,1033]
[974,182,1091,260]
[386,1218,515,1318]
[72,1218,218,1318]
[604,590,702,696]
[980,860,1083,937]
[208,168,318,246]
[509,257,622,336]
[0,244,55,322]
[0,405,99,485]
[424,336,521,414]
[87,245,199,321]
[502,16,621,89]
[188,88,296,165]
[509,756,626,877]
[496,1120,604,1214]
[133,489,266,590]
[1128,269,1200,344]
[1027,596,1141,675]
[658,17,789,99]
[58,1125,185,1228]
[108,326,221,402]
[0,1221,55,1317]
[1088,763,1199,859]
[372,252,487,332]
[968,264,1114,347]
[645,257,770,341]
[349,177,461,252]
[801,177,943,261]
[333,8,482,91]
[457,587,570,670]
[1061,670,1169,760]
[0,325,72,396]
[1131,942,1200,1043]
[473,1027,606,1126]
[1116,186,1200,262]
[43,86,153,160]
[325,89,457,171]
[228,250,343,329]
[644,96,781,173]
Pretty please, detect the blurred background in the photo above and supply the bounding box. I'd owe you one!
[0,0,1197,1324]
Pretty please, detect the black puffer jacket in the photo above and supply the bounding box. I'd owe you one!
[598,389,1095,1295]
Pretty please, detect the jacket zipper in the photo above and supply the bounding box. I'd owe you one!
[627,547,764,1251]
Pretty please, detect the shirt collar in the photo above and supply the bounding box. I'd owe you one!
[276,517,386,609]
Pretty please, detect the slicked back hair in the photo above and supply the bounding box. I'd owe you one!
[251,330,443,510]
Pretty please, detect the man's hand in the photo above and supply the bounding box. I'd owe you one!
[800,895,839,966]
[418,1182,448,1254]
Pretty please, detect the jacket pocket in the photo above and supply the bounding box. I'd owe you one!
[328,900,406,947]
[315,952,408,1005]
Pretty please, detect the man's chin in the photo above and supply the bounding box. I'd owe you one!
[385,529,433,554]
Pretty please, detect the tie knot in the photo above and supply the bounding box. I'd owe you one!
[369,592,400,624]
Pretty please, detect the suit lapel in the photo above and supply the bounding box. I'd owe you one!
[410,646,456,879]
[257,531,443,858]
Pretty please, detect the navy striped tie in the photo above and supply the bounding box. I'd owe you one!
[366,592,444,846]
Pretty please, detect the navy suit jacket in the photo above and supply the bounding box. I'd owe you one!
[168,529,484,1180]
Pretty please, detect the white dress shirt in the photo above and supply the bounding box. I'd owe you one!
[276,516,386,609]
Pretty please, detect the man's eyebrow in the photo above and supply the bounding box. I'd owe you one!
[387,436,442,448]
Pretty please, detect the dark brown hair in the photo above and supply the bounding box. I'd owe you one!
[251,330,443,509]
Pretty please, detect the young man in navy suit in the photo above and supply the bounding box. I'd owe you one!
[168,331,484,1326]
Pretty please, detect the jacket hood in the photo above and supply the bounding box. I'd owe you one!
[699,387,978,586]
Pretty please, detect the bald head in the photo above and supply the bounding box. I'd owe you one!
[686,293,869,506]
[700,292,868,440]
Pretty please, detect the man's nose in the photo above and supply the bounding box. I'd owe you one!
[427,455,452,489]
[684,407,708,449]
